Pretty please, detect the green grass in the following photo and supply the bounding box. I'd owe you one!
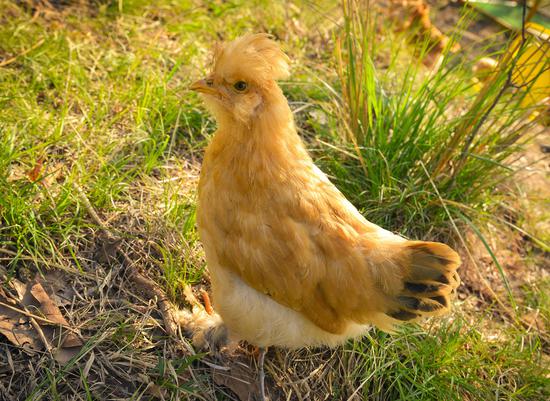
[0,0,548,400]
[348,321,547,400]
[316,2,547,241]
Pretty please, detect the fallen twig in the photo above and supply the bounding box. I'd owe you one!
[28,314,53,354]
[0,299,75,332]
[0,38,45,67]
[127,270,180,337]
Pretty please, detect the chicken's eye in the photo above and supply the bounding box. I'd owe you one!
[233,81,248,92]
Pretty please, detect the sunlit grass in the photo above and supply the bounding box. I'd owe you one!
[347,318,548,401]
[319,2,547,241]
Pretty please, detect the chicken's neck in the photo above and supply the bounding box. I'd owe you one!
[209,96,311,179]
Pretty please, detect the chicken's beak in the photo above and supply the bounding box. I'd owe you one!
[190,79,218,95]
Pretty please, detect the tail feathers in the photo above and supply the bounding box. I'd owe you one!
[386,240,461,325]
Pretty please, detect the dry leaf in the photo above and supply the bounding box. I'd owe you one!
[212,357,262,401]
[54,346,82,365]
[30,282,70,325]
[0,276,40,350]
[1,277,83,364]
[29,281,82,348]
[27,159,43,183]
[0,300,42,351]
[36,270,76,307]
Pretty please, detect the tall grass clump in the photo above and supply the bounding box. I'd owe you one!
[322,1,548,243]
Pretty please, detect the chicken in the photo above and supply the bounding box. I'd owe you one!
[186,34,460,352]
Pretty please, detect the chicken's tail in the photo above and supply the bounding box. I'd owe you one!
[372,241,461,331]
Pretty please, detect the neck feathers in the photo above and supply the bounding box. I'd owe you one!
[208,91,310,182]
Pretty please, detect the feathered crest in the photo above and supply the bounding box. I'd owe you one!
[211,34,290,85]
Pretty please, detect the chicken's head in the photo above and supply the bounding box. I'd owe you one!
[190,33,290,125]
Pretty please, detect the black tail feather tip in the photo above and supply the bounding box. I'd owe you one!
[397,295,448,313]
[389,309,419,321]
[404,282,444,293]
